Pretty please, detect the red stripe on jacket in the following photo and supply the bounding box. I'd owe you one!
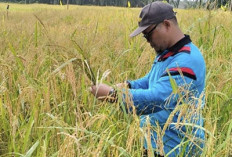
[178,46,190,52]
[168,67,195,76]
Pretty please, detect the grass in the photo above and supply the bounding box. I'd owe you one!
[0,3,232,157]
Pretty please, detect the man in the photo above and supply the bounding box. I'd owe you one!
[90,2,206,156]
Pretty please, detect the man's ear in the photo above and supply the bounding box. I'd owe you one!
[163,20,171,28]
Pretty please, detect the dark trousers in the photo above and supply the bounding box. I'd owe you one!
[143,149,164,157]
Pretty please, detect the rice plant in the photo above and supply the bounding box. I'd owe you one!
[0,3,231,157]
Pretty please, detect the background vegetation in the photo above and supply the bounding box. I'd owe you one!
[0,3,232,157]
[1,0,232,9]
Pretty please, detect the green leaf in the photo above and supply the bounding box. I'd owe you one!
[24,140,39,157]
[34,21,38,47]
[22,118,34,153]
[166,68,178,94]
[9,43,25,71]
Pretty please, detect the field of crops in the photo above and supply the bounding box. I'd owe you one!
[0,3,231,157]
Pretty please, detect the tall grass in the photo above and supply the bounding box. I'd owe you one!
[0,3,231,157]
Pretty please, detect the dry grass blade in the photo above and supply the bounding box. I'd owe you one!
[47,58,78,81]
[72,40,96,85]
[84,60,96,85]
[71,40,89,60]
[33,14,51,42]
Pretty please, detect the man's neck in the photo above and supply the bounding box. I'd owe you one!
[168,28,185,49]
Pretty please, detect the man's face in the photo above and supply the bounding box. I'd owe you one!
[143,22,169,54]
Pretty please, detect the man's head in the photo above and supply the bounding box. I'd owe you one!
[130,2,181,54]
[130,2,176,37]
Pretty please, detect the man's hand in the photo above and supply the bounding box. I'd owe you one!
[89,83,113,100]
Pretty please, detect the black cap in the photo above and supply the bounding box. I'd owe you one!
[130,2,176,37]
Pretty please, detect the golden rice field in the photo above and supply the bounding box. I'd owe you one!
[0,3,231,157]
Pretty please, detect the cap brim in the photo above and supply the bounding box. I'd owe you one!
[130,25,150,38]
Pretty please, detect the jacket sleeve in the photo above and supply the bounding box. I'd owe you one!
[122,54,203,115]
[127,72,150,89]
[126,63,155,89]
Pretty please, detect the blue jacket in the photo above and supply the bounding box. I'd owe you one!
[125,35,206,156]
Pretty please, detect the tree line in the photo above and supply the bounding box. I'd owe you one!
[3,0,150,7]
[2,0,232,9]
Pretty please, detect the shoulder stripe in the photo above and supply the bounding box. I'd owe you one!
[158,46,191,62]
[178,46,190,52]
[161,67,197,80]
[158,51,175,61]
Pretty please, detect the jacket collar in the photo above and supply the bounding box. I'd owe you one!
[157,35,192,62]
[167,34,191,52]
